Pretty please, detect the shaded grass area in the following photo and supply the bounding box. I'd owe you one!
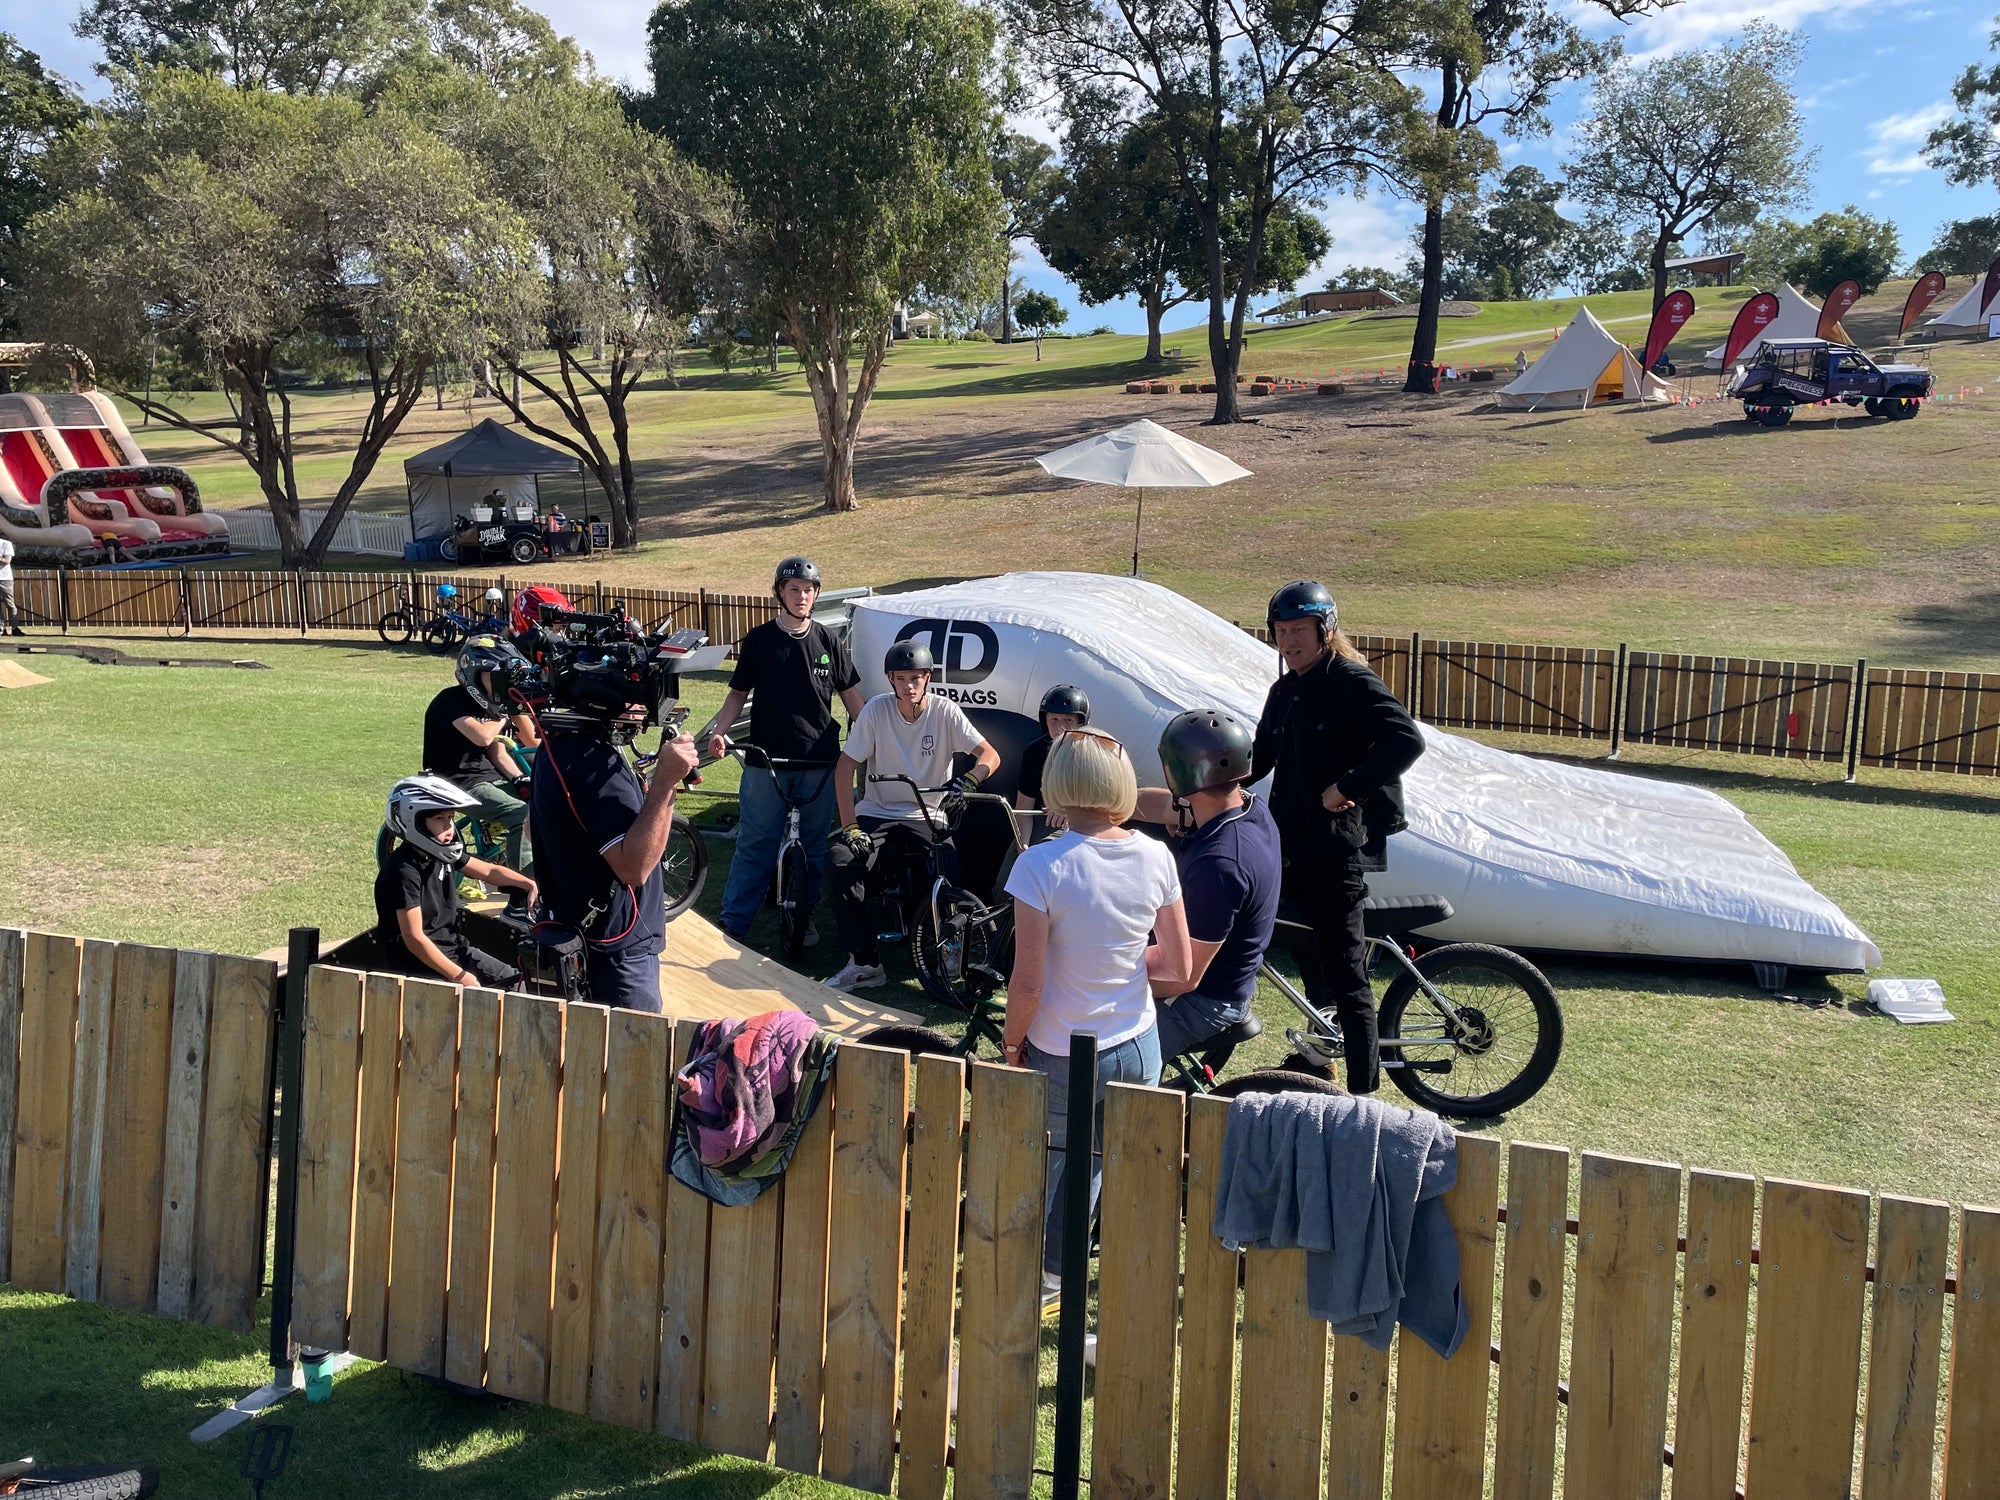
[0,1289,853,1498]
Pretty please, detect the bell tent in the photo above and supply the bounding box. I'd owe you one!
[1705,283,1826,369]
[1926,277,1995,331]
[403,419,589,545]
[1498,306,1670,410]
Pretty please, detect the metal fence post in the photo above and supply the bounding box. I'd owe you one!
[268,926,315,1381]
[293,570,308,638]
[58,567,70,635]
[1608,643,1629,759]
[1409,631,1424,719]
[1051,1030,1098,1500]
[1846,658,1867,783]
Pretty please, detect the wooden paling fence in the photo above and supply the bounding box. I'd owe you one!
[274,961,2000,1499]
[0,928,276,1332]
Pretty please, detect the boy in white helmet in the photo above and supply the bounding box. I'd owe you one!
[376,773,537,988]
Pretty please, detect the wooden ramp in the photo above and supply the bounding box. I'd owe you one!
[659,911,925,1038]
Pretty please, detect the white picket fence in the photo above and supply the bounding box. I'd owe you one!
[224,507,411,557]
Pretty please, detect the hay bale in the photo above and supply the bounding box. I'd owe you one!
[1468,368,1495,383]
[1250,382,1273,396]
[1148,381,1173,394]
[1199,381,1217,393]
[1125,381,1149,394]
[1179,381,1200,393]
[1317,382,1345,396]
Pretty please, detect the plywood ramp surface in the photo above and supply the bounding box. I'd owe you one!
[659,913,924,1036]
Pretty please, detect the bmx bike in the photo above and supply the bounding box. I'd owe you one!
[722,745,838,964]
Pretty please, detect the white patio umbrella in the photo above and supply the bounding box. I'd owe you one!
[1035,418,1252,575]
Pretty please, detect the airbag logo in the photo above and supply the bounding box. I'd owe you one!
[893,618,999,684]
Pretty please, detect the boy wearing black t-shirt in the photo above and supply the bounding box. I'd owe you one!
[1015,685,1090,838]
[374,774,536,989]
[705,557,864,942]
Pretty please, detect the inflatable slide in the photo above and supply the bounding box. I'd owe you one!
[846,573,1879,974]
[0,390,224,564]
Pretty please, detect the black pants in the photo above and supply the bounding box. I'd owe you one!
[367,931,521,992]
[826,817,958,964]
[1286,867,1378,1093]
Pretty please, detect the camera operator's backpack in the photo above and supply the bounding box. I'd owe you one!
[519,920,587,1002]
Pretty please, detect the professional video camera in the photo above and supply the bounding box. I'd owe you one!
[513,600,708,744]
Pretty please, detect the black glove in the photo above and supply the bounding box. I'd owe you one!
[833,823,872,859]
[509,774,533,797]
[941,771,979,816]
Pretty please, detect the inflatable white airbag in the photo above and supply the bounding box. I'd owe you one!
[847,573,1878,972]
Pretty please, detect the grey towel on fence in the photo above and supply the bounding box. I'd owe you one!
[1213,1090,1468,1357]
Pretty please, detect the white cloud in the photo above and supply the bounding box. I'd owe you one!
[1595,0,1920,60]
[1312,194,1422,278]
[1867,101,1953,174]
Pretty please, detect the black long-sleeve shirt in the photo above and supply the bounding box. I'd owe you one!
[1251,650,1425,872]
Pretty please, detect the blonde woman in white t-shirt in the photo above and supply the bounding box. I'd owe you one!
[1003,727,1192,1282]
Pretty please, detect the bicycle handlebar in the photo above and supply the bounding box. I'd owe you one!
[865,774,1034,849]
[729,744,837,772]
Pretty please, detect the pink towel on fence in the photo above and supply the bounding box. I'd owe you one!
[675,1010,822,1168]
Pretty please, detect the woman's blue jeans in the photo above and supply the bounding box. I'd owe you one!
[1024,1026,1162,1276]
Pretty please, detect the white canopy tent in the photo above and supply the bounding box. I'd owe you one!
[1927,277,1993,331]
[1706,283,1826,369]
[846,572,1879,973]
[1498,306,1670,410]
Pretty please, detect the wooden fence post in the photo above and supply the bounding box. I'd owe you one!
[1608,643,1629,759]
[1845,659,1868,783]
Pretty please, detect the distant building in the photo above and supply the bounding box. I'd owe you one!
[1664,252,1744,286]
[1300,288,1400,314]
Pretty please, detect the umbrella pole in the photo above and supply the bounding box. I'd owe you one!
[1131,488,1144,577]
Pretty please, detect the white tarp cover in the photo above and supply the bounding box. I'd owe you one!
[847,573,1879,971]
[1498,306,1669,409]
[1706,283,1822,368]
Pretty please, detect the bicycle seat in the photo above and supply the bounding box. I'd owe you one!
[1205,1013,1262,1049]
[1361,894,1454,937]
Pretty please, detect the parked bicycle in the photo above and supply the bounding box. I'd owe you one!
[723,745,838,963]
[859,875,1563,1117]
[376,583,507,653]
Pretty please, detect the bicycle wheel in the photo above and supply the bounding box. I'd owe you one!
[423,616,461,653]
[377,608,413,645]
[661,812,707,922]
[774,843,811,964]
[1377,942,1563,1117]
[909,888,1006,1014]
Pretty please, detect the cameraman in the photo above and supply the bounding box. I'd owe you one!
[424,636,534,904]
[529,689,700,1017]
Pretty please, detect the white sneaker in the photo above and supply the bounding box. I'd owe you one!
[803,921,820,949]
[825,961,885,992]
[1040,1270,1062,1318]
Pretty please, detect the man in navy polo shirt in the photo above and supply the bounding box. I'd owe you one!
[1135,709,1281,1059]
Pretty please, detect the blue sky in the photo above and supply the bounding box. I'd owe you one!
[12,0,2000,334]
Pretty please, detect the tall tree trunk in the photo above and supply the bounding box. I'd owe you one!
[1405,198,1447,392]
[1000,267,1013,344]
[789,303,887,513]
[1650,229,1670,310]
[1145,300,1164,364]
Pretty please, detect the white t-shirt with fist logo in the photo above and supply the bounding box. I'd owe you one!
[843,691,986,824]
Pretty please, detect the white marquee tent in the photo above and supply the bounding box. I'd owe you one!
[1498,306,1670,410]
[1705,283,1825,369]
[1927,277,1994,331]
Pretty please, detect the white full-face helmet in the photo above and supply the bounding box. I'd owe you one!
[386,773,481,868]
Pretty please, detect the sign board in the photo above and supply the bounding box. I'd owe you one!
[589,521,611,551]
